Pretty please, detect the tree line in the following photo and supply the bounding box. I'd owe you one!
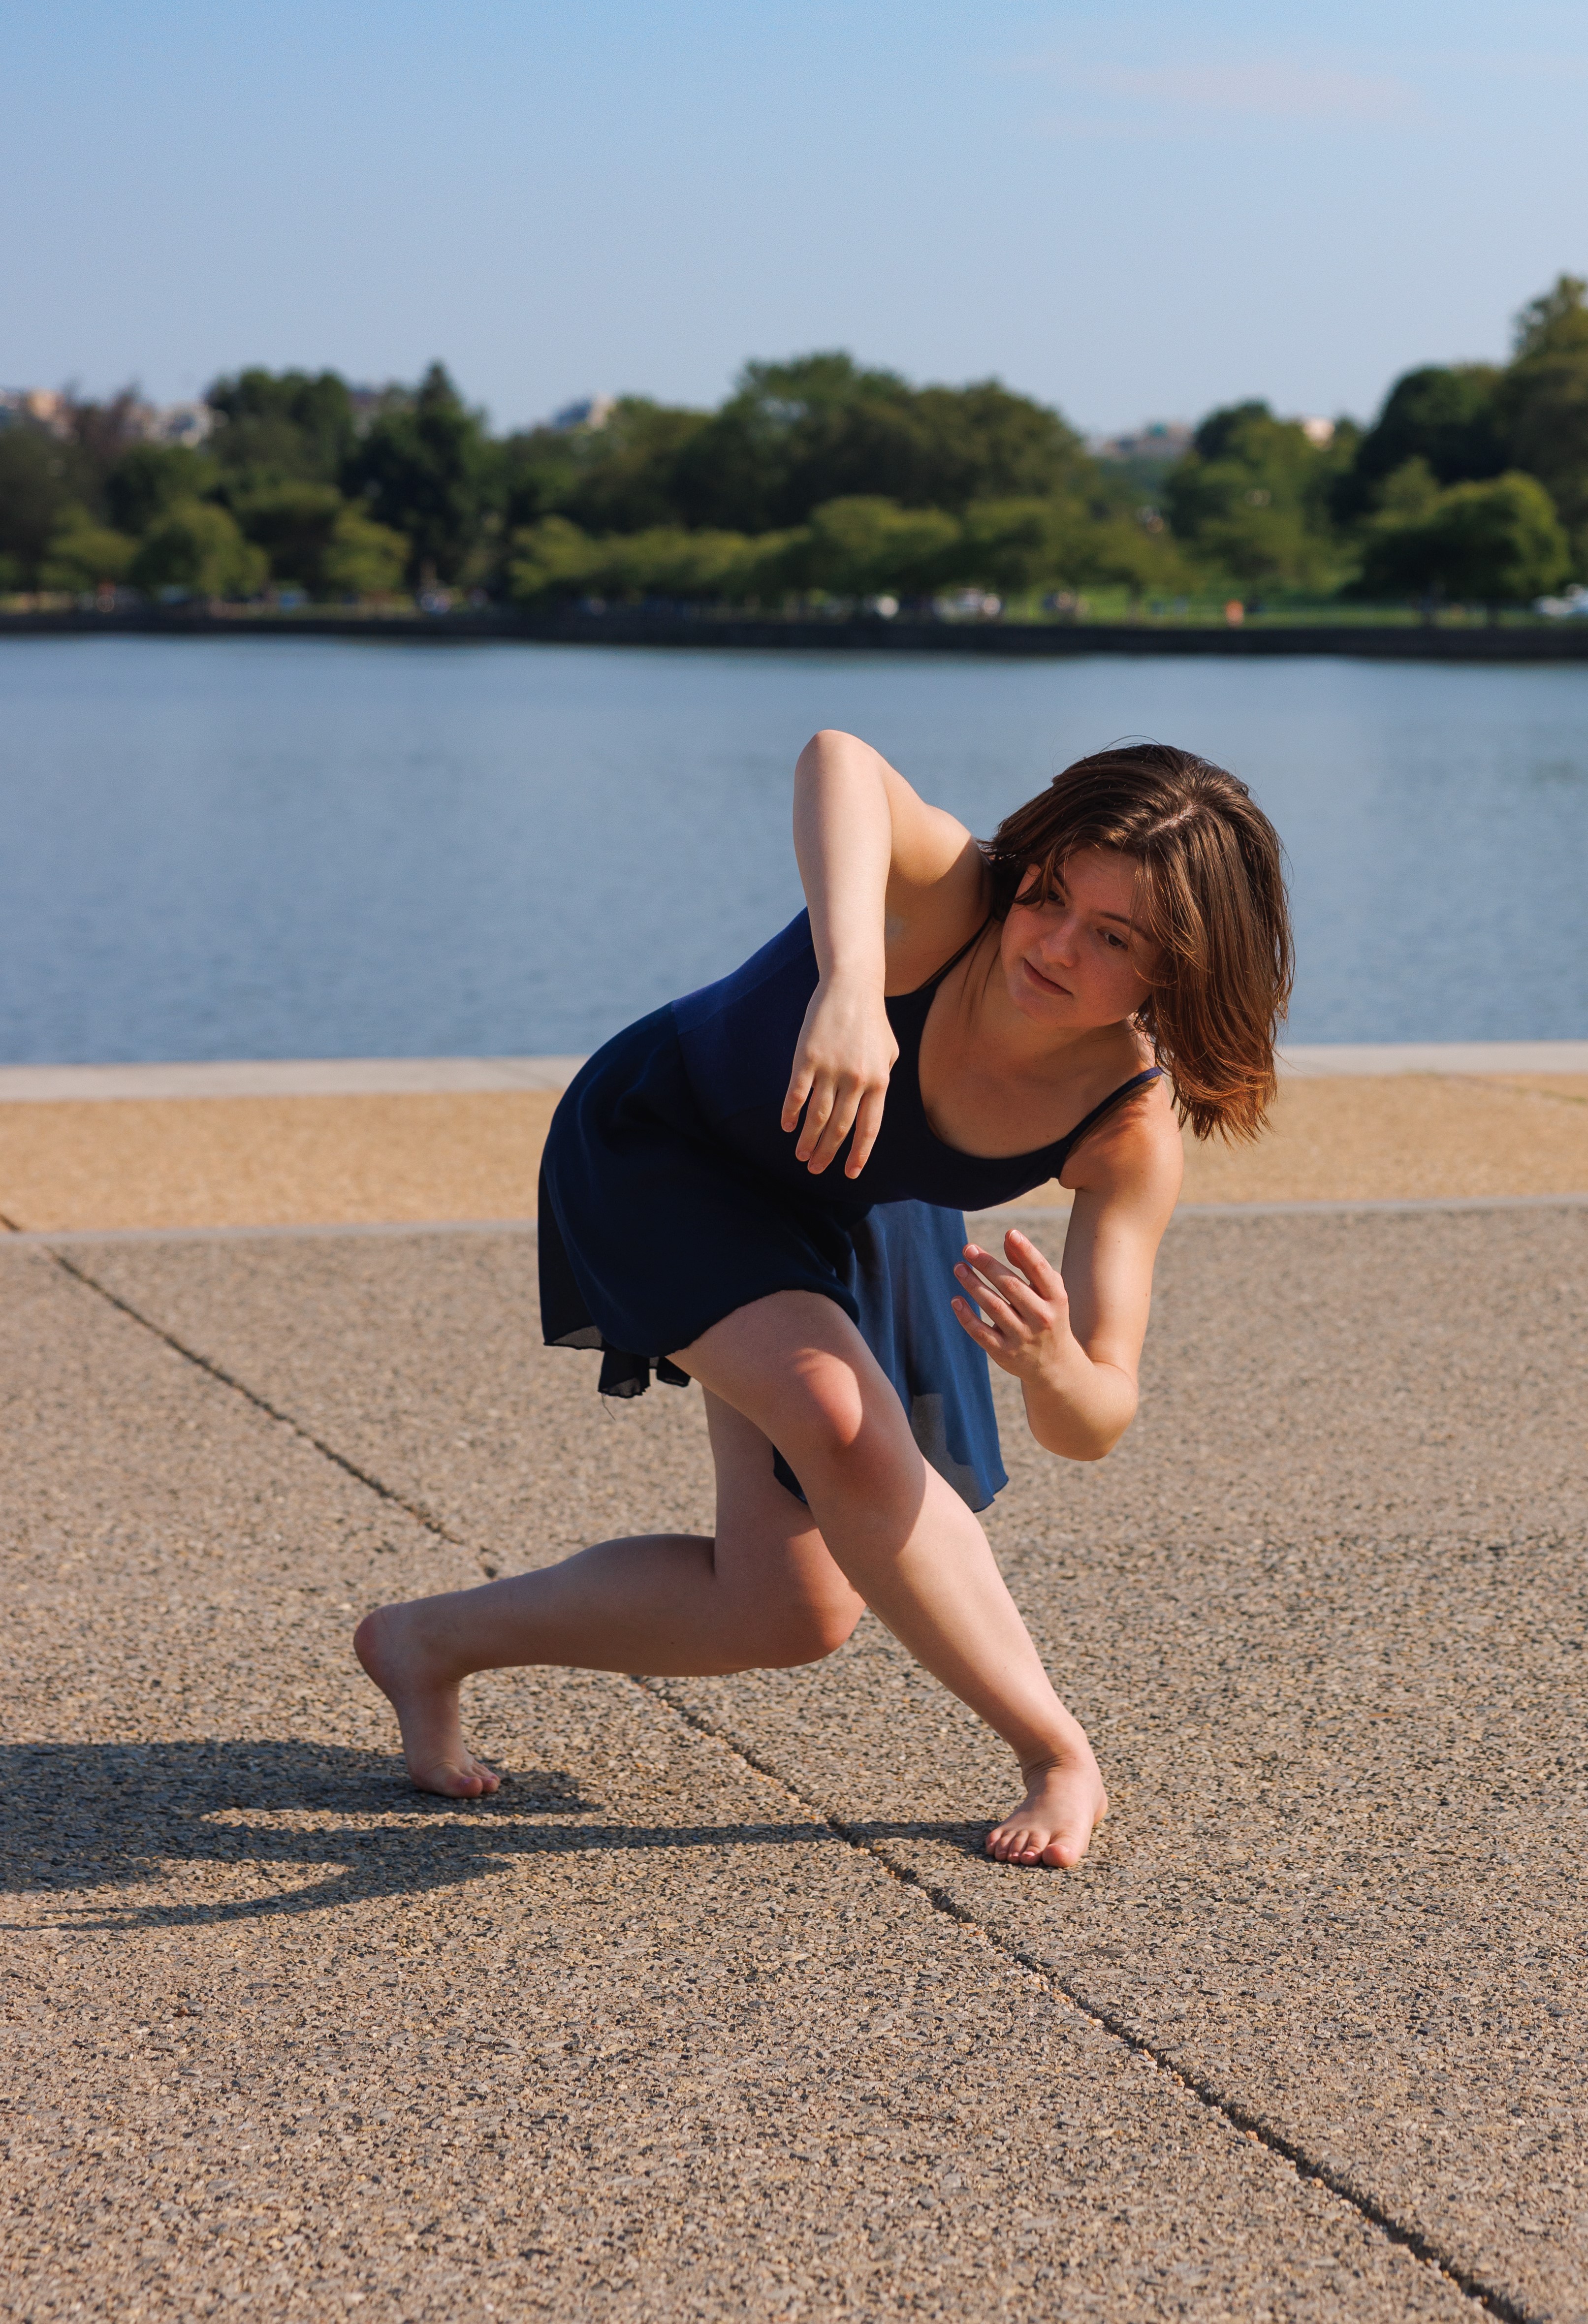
[2,274,1584,616]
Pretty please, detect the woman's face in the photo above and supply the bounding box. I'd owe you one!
[998,846,1158,1031]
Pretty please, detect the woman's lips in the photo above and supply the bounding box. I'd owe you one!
[1022,957,1071,995]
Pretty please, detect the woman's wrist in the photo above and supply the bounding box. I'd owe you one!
[815,951,887,993]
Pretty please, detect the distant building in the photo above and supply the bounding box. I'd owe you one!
[134,400,214,449]
[0,389,215,447]
[551,393,616,433]
[1299,416,1336,448]
[1091,420,1193,464]
[0,387,72,438]
[347,386,391,431]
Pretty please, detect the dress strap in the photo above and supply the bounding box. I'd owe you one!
[1054,1065,1162,1163]
[914,916,992,997]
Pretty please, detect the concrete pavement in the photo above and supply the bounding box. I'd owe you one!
[3,1202,1585,2318]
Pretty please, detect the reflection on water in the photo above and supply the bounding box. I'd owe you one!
[0,637,1582,1061]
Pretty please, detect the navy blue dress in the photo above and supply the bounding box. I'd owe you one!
[539,913,1158,1512]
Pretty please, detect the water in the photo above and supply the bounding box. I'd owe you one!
[0,636,1583,1061]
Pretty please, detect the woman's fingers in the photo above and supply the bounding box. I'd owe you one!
[955,1231,1072,1376]
[960,1245,1046,1323]
[780,1060,815,1136]
[1003,1227,1067,1302]
[811,1073,878,1172]
[794,1070,891,1174]
[954,1261,1020,1329]
[799,1076,857,1172]
[793,1072,837,1162]
[845,1082,889,1178]
[950,1295,999,1349]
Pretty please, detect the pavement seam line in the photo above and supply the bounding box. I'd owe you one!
[50,1242,1526,2323]
[4,1190,1586,1249]
[635,1683,1525,2323]
[46,1249,501,1578]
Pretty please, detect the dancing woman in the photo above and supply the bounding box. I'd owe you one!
[358,732,1290,1866]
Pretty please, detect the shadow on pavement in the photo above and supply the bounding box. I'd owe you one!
[0,1741,989,1930]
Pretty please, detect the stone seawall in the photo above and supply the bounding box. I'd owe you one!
[5,605,1588,660]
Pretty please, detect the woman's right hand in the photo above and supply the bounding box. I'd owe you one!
[781,974,900,1178]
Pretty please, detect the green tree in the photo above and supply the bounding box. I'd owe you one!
[1336,365,1504,519]
[1510,274,1588,362]
[320,509,410,599]
[1356,472,1569,610]
[65,390,148,502]
[668,353,1091,532]
[1064,511,1187,598]
[602,526,760,602]
[1495,276,1588,566]
[1164,402,1345,589]
[230,481,345,587]
[946,499,1063,596]
[0,425,99,582]
[343,363,489,583]
[668,353,901,533]
[943,497,1167,598]
[505,517,604,604]
[39,508,135,591]
[105,445,218,537]
[208,368,356,485]
[1369,456,1444,524]
[790,497,960,598]
[554,400,709,534]
[128,502,269,599]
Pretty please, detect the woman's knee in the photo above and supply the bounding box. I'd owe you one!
[776,1356,915,1503]
[758,1583,864,1667]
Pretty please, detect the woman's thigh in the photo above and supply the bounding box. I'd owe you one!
[703,1389,866,1642]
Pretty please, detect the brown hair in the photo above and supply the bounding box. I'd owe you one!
[981,743,1292,1142]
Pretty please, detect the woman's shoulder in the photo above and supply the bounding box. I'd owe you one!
[883,846,992,994]
[1058,1065,1184,1211]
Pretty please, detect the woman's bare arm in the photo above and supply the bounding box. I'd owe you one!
[784,730,985,1177]
[953,1097,1182,1461]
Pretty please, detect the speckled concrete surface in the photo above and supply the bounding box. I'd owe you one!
[48,1209,1588,2318]
[0,1242,1492,2321]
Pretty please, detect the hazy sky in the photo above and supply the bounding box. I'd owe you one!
[4,0,1585,437]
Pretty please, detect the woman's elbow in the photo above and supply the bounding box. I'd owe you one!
[1061,1424,1127,1465]
[1029,1397,1137,1464]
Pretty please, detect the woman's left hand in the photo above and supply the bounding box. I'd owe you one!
[950,1229,1074,1384]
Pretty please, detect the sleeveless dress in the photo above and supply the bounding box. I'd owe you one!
[539,912,1159,1512]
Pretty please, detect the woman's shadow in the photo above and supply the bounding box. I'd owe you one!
[0,1740,982,1930]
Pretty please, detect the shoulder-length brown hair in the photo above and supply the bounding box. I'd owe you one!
[982,743,1292,1142]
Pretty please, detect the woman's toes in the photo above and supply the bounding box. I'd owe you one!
[414,1757,491,1799]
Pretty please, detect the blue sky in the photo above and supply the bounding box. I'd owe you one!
[3,0,1584,436]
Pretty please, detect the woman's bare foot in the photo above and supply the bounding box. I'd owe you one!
[986,1751,1107,1868]
[353,1602,501,1800]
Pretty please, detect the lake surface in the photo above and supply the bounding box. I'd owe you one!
[0,636,1584,1061]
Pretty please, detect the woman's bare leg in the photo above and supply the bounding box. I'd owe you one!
[354,1392,865,1797]
[675,1291,1106,1867]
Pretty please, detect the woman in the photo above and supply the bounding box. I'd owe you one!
[357,732,1291,1867]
